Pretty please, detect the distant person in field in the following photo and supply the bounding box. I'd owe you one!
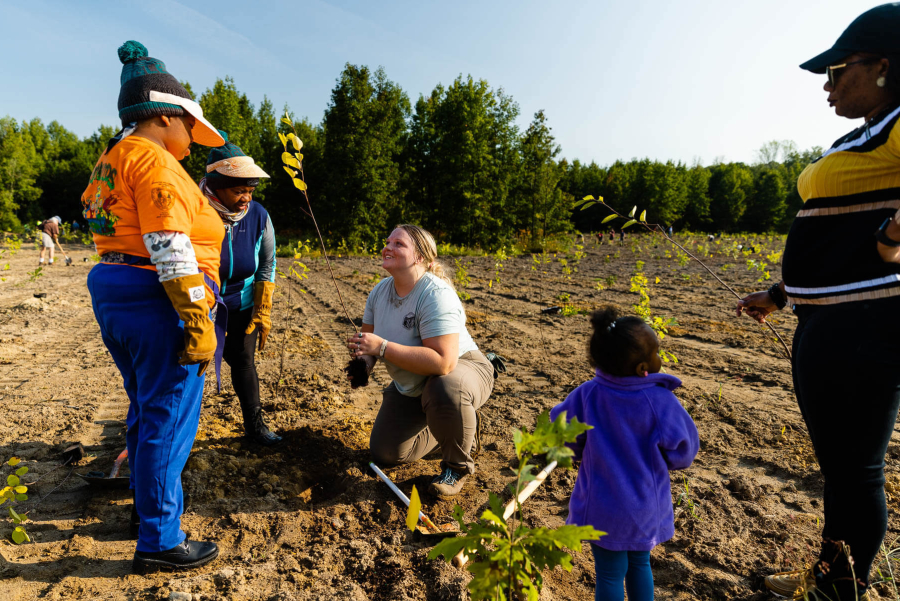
[597,231,604,245]
[667,225,673,237]
[551,306,698,601]
[348,224,494,497]
[199,131,280,446]
[738,5,900,599]
[38,216,61,266]
[619,230,625,243]
[81,40,225,575]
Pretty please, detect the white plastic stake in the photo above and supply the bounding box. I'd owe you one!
[452,460,558,569]
[369,462,438,531]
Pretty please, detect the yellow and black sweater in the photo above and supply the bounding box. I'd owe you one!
[783,104,900,305]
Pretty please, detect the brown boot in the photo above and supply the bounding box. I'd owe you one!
[764,568,809,598]
[798,539,868,600]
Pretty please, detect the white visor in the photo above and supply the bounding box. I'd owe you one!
[148,91,225,147]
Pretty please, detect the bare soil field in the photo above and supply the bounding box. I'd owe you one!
[3,234,900,601]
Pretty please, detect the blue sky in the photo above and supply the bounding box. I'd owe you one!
[0,0,879,166]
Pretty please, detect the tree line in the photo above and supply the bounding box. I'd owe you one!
[0,64,821,249]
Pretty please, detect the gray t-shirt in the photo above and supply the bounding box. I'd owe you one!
[363,272,478,396]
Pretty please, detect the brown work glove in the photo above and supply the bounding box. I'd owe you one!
[245,281,275,351]
[161,273,216,376]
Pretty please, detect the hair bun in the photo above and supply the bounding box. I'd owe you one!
[117,41,149,64]
[590,306,619,333]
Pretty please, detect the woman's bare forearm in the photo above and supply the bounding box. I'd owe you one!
[382,342,456,376]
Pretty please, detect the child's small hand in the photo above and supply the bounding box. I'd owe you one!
[736,291,777,323]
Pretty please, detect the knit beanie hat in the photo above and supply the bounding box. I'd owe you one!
[205,130,270,190]
[115,41,224,147]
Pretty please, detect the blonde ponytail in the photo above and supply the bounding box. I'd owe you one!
[396,224,455,290]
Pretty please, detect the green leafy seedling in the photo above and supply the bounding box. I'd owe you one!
[429,412,604,600]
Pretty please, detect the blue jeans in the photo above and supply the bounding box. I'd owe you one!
[88,264,206,552]
[591,544,654,601]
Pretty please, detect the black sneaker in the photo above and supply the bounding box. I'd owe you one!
[248,427,282,446]
[133,540,219,574]
[428,468,467,497]
[245,411,282,446]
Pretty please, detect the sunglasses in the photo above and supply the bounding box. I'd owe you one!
[826,58,882,86]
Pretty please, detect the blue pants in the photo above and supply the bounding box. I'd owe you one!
[591,544,654,601]
[88,264,205,553]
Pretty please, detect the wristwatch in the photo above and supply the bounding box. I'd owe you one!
[876,217,900,247]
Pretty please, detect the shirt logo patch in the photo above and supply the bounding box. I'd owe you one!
[151,182,177,211]
[402,312,415,330]
[188,286,205,303]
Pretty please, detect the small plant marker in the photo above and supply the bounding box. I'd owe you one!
[406,486,421,532]
[369,462,438,532]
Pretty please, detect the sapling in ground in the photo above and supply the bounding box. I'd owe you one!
[631,261,678,364]
[454,259,472,301]
[1,457,30,544]
[488,247,508,290]
[428,411,603,600]
[675,474,701,521]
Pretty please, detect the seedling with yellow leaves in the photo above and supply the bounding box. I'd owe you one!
[2,457,30,544]
[277,112,369,387]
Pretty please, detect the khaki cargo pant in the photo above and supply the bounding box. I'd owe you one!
[369,350,494,475]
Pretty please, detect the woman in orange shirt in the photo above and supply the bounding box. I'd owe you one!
[82,41,225,574]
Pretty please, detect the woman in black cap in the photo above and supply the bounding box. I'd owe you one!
[737,4,900,599]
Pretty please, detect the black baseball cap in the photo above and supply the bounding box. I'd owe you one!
[801,3,900,73]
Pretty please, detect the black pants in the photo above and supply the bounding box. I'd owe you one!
[222,307,261,432]
[792,297,900,584]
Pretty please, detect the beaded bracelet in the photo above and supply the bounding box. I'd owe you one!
[767,282,787,310]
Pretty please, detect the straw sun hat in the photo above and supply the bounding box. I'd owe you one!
[204,130,270,189]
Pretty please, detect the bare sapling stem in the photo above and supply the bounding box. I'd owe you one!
[589,202,792,360]
[296,169,359,335]
[274,276,293,401]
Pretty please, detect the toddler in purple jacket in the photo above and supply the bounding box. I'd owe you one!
[550,307,699,601]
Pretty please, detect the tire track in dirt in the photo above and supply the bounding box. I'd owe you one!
[0,312,96,399]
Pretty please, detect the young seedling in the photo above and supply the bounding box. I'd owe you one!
[2,458,30,544]
[488,247,508,290]
[277,112,368,387]
[631,261,678,364]
[454,258,472,301]
[675,474,701,521]
[429,412,603,600]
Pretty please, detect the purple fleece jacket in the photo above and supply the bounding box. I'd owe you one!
[549,370,699,552]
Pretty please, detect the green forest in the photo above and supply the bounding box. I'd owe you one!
[0,64,821,251]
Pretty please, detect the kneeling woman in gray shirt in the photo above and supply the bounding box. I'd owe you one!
[347,224,494,497]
